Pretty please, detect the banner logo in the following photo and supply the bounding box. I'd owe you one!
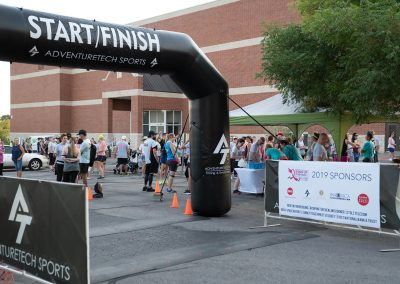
[8,185,33,244]
[150,58,158,68]
[29,46,39,57]
[213,134,229,165]
[288,168,308,182]
[357,194,369,206]
[287,187,294,196]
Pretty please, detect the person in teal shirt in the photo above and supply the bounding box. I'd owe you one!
[279,139,303,161]
[265,144,284,160]
[361,131,375,163]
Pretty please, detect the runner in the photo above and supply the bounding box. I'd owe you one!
[143,131,159,192]
[55,133,67,182]
[96,134,107,179]
[62,137,80,183]
[159,133,168,184]
[165,133,179,193]
[78,129,91,187]
[116,136,130,175]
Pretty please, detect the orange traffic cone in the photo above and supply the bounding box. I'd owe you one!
[87,187,93,201]
[184,197,193,215]
[171,192,179,208]
[155,180,161,193]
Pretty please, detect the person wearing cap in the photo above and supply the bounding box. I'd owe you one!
[142,131,159,192]
[116,135,130,175]
[78,129,91,187]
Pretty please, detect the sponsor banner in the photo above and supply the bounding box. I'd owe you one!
[278,161,381,228]
[0,177,89,284]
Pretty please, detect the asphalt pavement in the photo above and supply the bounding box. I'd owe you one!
[3,160,400,284]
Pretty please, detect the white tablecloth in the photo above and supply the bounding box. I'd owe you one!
[235,168,265,194]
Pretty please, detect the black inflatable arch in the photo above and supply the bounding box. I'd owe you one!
[0,4,231,216]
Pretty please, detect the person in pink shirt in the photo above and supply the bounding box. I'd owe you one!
[96,135,107,179]
[0,138,4,176]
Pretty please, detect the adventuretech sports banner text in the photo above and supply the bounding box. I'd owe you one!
[279,161,380,228]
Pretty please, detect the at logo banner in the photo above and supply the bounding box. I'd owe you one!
[0,177,89,284]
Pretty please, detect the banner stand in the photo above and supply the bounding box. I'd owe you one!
[380,230,400,253]
[249,211,280,229]
[0,264,52,284]
[256,211,400,250]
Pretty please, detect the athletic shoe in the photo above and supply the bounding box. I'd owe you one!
[166,188,173,193]
[97,176,104,179]
[147,187,155,192]
[184,190,191,195]
[142,186,147,192]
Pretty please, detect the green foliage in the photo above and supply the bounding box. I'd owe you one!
[259,0,400,123]
[0,116,10,144]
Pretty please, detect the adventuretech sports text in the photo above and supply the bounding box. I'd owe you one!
[311,171,373,182]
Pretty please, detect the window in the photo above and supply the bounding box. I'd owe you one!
[142,110,182,136]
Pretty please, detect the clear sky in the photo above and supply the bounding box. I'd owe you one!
[0,0,215,115]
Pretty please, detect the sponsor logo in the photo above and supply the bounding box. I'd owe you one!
[8,185,33,244]
[213,134,229,165]
[287,187,294,196]
[329,193,350,201]
[29,46,39,56]
[150,58,158,68]
[319,190,324,196]
[288,168,308,182]
[305,190,310,197]
[358,193,369,206]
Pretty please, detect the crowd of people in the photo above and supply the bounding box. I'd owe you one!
[229,131,395,193]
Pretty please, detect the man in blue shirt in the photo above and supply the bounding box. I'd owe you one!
[78,129,91,187]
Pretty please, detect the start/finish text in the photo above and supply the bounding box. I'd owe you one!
[27,15,160,52]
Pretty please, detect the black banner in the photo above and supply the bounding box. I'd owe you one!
[265,161,400,229]
[0,4,231,217]
[0,177,89,283]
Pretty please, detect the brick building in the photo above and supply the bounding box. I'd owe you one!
[9,0,399,149]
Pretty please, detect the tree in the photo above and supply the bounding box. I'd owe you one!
[0,116,10,144]
[259,0,400,123]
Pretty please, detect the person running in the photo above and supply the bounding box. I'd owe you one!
[0,138,4,176]
[62,137,80,183]
[12,138,25,178]
[312,133,329,161]
[78,130,91,187]
[96,135,107,179]
[116,136,130,175]
[165,133,179,193]
[55,133,68,182]
[388,132,396,160]
[48,137,57,172]
[143,131,159,192]
[362,131,375,163]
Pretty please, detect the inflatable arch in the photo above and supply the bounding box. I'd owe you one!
[0,4,231,217]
